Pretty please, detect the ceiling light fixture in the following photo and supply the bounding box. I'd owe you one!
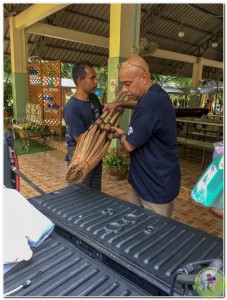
[178,31,185,38]
[212,42,218,48]
[178,19,185,38]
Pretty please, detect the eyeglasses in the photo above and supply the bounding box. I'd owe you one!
[118,62,146,73]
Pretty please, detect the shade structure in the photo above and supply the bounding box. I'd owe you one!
[163,86,184,94]
[61,78,75,88]
[200,87,223,94]
[65,92,128,184]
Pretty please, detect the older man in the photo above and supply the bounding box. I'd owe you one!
[103,56,181,217]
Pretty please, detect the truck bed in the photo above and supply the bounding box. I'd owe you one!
[27,185,223,296]
[4,232,148,296]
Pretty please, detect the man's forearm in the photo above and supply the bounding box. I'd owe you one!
[103,99,137,115]
[120,135,135,152]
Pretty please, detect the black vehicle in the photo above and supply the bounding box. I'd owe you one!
[4,130,20,190]
[3,130,223,297]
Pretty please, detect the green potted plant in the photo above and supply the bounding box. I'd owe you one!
[19,122,50,138]
[103,147,129,181]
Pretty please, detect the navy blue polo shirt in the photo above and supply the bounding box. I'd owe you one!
[63,94,102,147]
[126,83,181,204]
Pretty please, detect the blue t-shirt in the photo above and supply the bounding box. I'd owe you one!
[63,94,102,147]
[126,83,181,204]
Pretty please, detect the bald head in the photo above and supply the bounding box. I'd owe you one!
[119,56,153,100]
[120,56,150,76]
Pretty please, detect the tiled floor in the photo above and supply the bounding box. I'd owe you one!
[16,138,223,239]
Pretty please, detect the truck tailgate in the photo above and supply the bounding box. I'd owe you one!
[29,185,223,296]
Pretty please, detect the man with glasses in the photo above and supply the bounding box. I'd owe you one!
[63,60,103,190]
[103,56,181,217]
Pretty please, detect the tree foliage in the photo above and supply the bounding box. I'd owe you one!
[61,62,72,78]
[4,55,13,116]
[94,66,108,105]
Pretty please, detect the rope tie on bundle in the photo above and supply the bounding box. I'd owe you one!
[71,156,91,170]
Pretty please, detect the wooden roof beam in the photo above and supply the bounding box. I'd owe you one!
[151,49,197,64]
[15,4,69,29]
[26,23,222,67]
[27,22,109,48]
[153,49,222,76]
[202,58,223,69]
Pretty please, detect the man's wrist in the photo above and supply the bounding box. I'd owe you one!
[118,133,127,139]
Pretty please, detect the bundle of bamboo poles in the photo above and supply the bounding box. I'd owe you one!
[65,92,128,184]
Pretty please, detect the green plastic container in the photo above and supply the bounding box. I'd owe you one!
[191,154,223,210]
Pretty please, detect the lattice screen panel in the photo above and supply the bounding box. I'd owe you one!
[26,103,42,123]
[27,64,43,120]
[27,60,62,137]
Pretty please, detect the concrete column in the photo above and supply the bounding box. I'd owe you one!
[9,16,28,119]
[108,4,141,146]
[191,58,203,107]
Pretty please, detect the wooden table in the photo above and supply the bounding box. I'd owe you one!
[176,117,223,141]
[205,114,224,121]
[18,131,49,151]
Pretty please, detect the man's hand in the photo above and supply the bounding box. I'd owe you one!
[111,126,135,152]
[209,207,223,219]
[111,126,126,139]
[103,99,137,116]
[103,102,119,116]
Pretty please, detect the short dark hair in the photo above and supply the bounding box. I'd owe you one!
[72,60,93,85]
